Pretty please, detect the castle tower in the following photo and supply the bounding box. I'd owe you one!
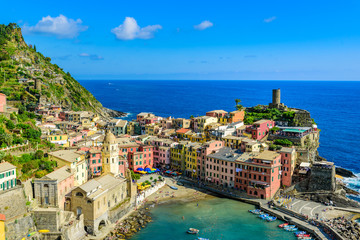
[102,130,119,176]
[272,88,281,105]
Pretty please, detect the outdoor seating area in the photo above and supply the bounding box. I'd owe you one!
[134,167,160,174]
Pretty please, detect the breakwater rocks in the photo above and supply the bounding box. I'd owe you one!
[103,107,127,118]
[325,217,360,240]
[105,207,152,240]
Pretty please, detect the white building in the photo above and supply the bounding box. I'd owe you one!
[0,161,17,191]
[211,121,244,138]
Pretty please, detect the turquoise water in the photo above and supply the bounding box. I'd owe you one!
[131,197,296,240]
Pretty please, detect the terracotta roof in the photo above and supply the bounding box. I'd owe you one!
[0,214,5,221]
[176,128,190,134]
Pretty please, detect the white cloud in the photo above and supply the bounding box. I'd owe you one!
[194,20,213,30]
[23,14,88,38]
[264,16,277,23]
[79,53,104,61]
[111,17,162,40]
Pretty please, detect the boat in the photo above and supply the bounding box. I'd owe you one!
[38,229,50,233]
[170,185,178,190]
[297,237,312,240]
[285,227,298,231]
[249,209,263,215]
[258,214,269,219]
[187,228,199,234]
[296,234,311,238]
[197,238,209,240]
[266,216,277,222]
[278,223,289,228]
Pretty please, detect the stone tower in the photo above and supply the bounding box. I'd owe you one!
[102,130,119,176]
[272,88,280,105]
[35,79,41,92]
[269,88,285,109]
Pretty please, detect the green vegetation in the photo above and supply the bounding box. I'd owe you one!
[0,23,107,116]
[131,170,140,180]
[3,150,56,180]
[235,99,243,110]
[243,105,296,125]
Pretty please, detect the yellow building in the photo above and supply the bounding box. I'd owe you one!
[48,150,88,186]
[47,133,69,146]
[170,141,188,171]
[195,116,218,133]
[222,136,245,149]
[145,123,160,136]
[0,214,5,240]
[189,133,207,143]
[184,142,201,179]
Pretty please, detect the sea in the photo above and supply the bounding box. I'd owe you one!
[79,80,360,239]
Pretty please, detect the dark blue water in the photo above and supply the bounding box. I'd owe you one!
[79,80,360,174]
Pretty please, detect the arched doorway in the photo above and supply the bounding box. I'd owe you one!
[98,220,106,230]
[76,207,82,219]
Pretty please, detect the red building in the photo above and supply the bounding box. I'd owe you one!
[247,119,275,140]
[235,150,281,199]
[280,147,296,187]
[206,110,228,118]
[128,145,154,170]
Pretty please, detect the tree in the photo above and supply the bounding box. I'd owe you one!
[235,98,244,110]
[33,45,36,52]
[34,150,44,159]
[130,170,140,180]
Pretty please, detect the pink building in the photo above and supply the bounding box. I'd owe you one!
[247,119,275,140]
[235,150,281,199]
[34,166,74,210]
[0,93,6,112]
[148,138,175,168]
[68,132,85,146]
[280,147,296,187]
[205,147,238,188]
[206,110,228,118]
[88,148,102,177]
[198,140,224,181]
[128,145,154,170]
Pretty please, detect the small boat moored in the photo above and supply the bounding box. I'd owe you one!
[187,228,199,234]
[278,223,289,228]
[169,185,178,190]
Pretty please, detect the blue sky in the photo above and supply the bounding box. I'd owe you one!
[1,0,360,80]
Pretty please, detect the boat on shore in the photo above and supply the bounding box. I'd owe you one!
[169,185,178,190]
[187,228,199,234]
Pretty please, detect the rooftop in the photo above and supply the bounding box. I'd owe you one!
[41,166,73,182]
[254,150,280,161]
[176,128,191,134]
[0,161,16,172]
[49,150,82,163]
[207,147,242,162]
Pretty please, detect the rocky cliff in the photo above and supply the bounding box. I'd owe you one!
[0,23,125,118]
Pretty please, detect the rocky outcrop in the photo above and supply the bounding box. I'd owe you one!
[336,167,356,178]
[325,217,360,240]
[105,207,152,240]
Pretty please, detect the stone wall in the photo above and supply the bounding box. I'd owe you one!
[33,209,60,232]
[0,186,27,220]
[5,214,37,240]
[23,178,34,200]
[108,200,135,223]
[61,214,86,240]
[307,165,336,192]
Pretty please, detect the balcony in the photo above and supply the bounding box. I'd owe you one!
[249,181,269,190]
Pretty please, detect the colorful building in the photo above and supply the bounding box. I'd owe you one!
[172,118,191,129]
[175,128,192,139]
[34,166,74,210]
[48,150,88,186]
[206,110,228,118]
[197,140,224,180]
[88,148,102,177]
[0,214,5,240]
[128,145,154,170]
[170,141,187,171]
[184,142,202,178]
[0,93,6,113]
[247,119,275,140]
[222,135,245,149]
[205,147,238,188]
[235,150,282,199]
[147,137,175,168]
[280,147,296,187]
[193,116,218,133]
[219,110,245,124]
[0,161,16,191]
[127,121,141,135]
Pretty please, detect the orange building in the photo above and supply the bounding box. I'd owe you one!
[0,213,5,240]
[0,93,6,113]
